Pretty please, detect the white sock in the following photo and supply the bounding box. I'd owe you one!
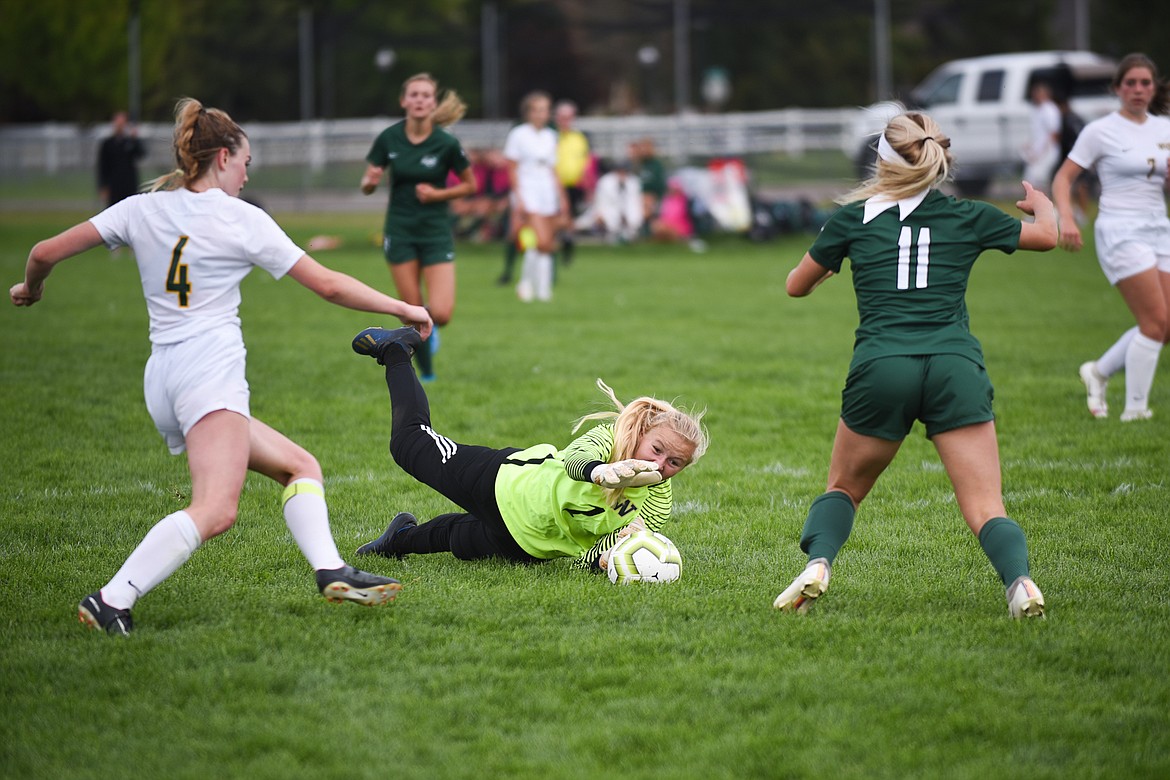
[517,248,538,301]
[536,252,553,301]
[1097,326,1138,377]
[1124,333,1163,412]
[282,479,344,571]
[102,510,202,610]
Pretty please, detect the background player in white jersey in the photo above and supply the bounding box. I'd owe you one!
[10,98,434,636]
[1053,53,1170,422]
[504,91,569,302]
[774,112,1057,619]
[1022,80,1062,194]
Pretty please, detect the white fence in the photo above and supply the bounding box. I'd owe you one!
[0,109,861,177]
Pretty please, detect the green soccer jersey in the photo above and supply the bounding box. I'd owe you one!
[494,423,674,567]
[809,190,1022,368]
[365,121,470,239]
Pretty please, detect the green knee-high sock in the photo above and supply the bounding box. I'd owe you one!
[414,334,434,379]
[499,240,518,282]
[798,491,856,565]
[978,517,1030,586]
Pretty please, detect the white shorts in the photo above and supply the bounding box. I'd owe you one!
[1093,213,1170,285]
[144,325,250,454]
[514,171,560,217]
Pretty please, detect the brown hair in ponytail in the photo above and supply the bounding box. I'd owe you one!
[147,97,247,191]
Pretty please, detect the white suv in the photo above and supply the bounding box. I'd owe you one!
[850,51,1118,194]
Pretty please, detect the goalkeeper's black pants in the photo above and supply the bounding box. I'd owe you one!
[382,358,541,564]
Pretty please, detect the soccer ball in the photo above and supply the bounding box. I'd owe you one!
[517,225,538,251]
[607,531,682,585]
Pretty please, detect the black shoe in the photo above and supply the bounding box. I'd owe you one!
[315,565,402,606]
[78,591,133,636]
[356,512,418,559]
[496,275,512,286]
[351,326,422,365]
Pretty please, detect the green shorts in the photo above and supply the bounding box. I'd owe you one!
[840,354,994,441]
[383,234,455,266]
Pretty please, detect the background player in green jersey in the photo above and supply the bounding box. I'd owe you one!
[773,112,1059,619]
[349,326,708,572]
[361,73,476,382]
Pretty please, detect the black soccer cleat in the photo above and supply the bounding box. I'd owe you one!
[356,512,418,559]
[315,565,402,606]
[351,326,422,365]
[78,591,133,636]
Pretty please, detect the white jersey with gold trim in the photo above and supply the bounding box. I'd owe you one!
[89,188,304,345]
[1068,111,1170,216]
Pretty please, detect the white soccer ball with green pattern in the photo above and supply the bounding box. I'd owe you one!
[607,531,682,584]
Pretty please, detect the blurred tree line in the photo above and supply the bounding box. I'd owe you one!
[1,0,1166,124]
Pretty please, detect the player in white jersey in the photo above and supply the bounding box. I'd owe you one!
[1053,53,1170,422]
[1022,80,1062,193]
[503,91,569,302]
[10,98,433,635]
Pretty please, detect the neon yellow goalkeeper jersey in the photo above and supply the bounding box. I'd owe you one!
[494,423,673,567]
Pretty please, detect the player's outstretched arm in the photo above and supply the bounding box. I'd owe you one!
[11,222,105,307]
[286,255,433,337]
[1016,181,1059,251]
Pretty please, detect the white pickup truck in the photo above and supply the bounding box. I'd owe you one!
[850,51,1118,194]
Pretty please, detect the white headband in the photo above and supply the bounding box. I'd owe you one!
[877,132,909,166]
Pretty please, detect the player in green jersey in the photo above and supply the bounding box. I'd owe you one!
[773,112,1059,619]
[361,73,476,382]
[348,326,708,571]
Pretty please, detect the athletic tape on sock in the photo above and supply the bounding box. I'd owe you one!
[282,479,325,505]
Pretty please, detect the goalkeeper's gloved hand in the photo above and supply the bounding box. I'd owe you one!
[599,517,647,570]
[590,459,662,489]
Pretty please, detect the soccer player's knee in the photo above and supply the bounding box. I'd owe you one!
[388,430,413,469]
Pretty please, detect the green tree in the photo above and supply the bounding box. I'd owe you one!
[2,0,1166,123]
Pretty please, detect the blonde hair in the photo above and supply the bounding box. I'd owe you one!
[838,112,953,205]
[401,72,467,128]
[572,378,709,504]
[147,97,246,192]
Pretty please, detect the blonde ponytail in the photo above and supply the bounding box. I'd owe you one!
[838,112,954,204]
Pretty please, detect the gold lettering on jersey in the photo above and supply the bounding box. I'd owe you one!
[166,236,191,307]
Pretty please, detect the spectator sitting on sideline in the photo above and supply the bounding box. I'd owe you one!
[651,177,706,253]
[630,137,667,229]
[574,160,643,244]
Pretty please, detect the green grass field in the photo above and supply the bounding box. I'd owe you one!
[1,206,1167,779]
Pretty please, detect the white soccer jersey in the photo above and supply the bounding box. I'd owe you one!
[503,123,560,215]
[1028,100,1061,159]
[1068,111,1170,216]
[90,188,304,345]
